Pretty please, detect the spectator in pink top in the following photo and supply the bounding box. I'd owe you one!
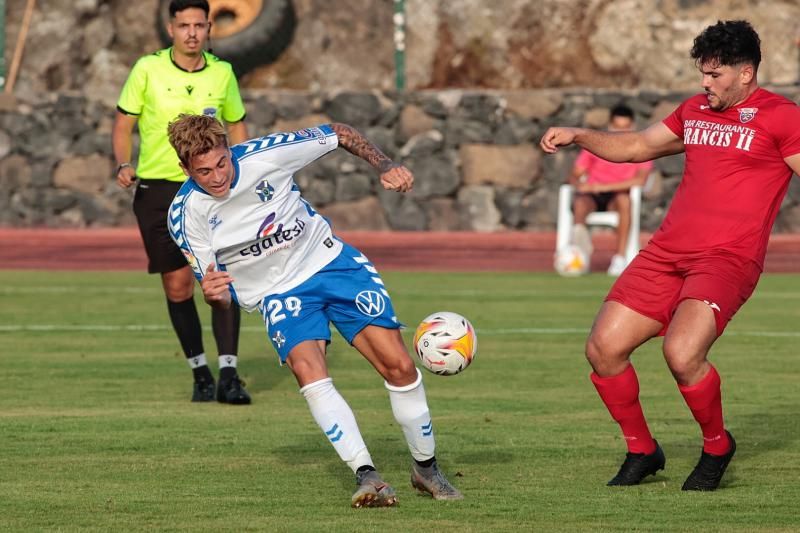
[568,104,653,276]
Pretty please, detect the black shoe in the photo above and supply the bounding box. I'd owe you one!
[607,441,666,486]
[217,375,252,405]
[191,379,216,402]
[682,431,736,491]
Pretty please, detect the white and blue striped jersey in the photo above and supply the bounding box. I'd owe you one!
[168,125,343,311]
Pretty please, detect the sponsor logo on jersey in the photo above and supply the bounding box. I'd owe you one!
[203,107,217,117]
[208,214,222,231]
[324,238,334,248]
[703,300,721,312]
[292,127,326,144]
[240,217,307,257]
[738,107,757,123]
[255,179,274,202]
[257,212,277,238]
[700,104,710,110]
[355,290,386,317]
[682,119,756,152]
[305,127,327,144]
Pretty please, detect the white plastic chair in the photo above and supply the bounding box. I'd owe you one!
[555,184,642,265]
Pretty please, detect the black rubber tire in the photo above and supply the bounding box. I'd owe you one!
[156,0,296,76]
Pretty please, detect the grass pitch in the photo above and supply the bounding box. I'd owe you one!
[1,270,799,532]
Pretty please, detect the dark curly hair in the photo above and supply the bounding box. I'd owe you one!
[691,20,761,70]
[169,0,209,18]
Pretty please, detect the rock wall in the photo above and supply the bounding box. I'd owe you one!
[3,88,800,232]
[4,0,800,101]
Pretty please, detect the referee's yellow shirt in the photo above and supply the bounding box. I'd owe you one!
[117,48,246,182]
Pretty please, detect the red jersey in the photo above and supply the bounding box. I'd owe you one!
[657,88,800,268]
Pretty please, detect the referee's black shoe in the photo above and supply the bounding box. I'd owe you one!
[607,441,665,486]
[191,379,216,402]
[217,375,252,405]
[682,431,736,491]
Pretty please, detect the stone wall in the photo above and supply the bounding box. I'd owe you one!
[3,88,800,232]
[4,0,800,100]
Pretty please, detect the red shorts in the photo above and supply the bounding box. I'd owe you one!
[606,243,762,336]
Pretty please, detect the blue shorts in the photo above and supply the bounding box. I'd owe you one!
[256,242,401,362]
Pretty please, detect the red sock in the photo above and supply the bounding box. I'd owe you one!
[591,365,656,454]
[678,365,731,456]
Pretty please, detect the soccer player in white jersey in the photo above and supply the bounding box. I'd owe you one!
[166,113,462,508]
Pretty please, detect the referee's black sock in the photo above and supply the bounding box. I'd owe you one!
[191,364,214,384]
[213,304,240,382]
[166,297,212,383]
[212,304,240,356]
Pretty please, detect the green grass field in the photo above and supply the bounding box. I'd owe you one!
[1,270,799,532]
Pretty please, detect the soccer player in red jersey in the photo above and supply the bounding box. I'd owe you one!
[540,20,800,491]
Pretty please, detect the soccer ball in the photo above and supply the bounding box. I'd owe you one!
[554,244,589,276]
[413,311,477,376]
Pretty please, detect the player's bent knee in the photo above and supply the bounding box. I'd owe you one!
[162,268,195,301]
[286,345,329,386]
[584,335,604,368]
[662,347,705,384]
[382,356,418,387]
[585,332,628,376]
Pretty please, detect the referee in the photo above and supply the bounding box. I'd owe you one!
[112,0,251,404]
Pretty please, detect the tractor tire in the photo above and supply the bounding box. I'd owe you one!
[157,0,296,76]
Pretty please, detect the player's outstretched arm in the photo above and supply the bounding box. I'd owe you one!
[201,264,233,309]
[540,126,582,154]
[540,122,683,163]
[331,123,413,192]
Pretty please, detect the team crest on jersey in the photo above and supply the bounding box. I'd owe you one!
[738,107,758,123]
[203,107,217,118]
[255,179,275,202]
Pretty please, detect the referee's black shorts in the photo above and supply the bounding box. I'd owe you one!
[133,179,188,274]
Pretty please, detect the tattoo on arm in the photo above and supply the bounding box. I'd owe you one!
[332,123,397,172]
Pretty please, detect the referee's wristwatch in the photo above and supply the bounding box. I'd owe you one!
[116,162,132,175]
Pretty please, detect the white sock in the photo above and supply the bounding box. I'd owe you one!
[385,368,436,462]
[300,378,374,473]
[218,354,237,369]
[186,353,207,369]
